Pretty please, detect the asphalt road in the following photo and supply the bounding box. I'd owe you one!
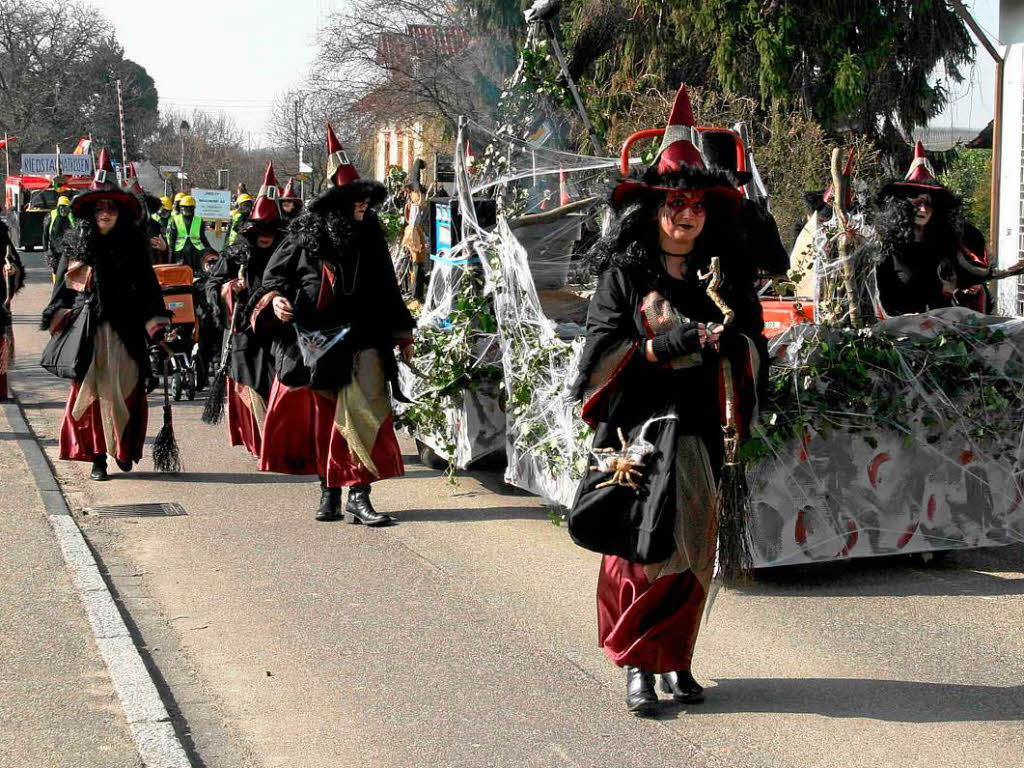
[10,250,1024,768]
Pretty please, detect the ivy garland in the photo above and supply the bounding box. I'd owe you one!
[743,322,1024,466]
[394,267,503,482]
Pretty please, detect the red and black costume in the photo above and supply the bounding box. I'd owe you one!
[40,149,169,476]
[567,85,762,714]
[248,126,414,524]
[205,162,283,457]
[0,217,25,400]
[875,141,991,315]
[279,177,303,223]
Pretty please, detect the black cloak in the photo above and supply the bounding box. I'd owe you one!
[247,181,414,394]
[41,219,169,375]
[206,232,282,399]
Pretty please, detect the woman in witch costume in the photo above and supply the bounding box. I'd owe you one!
[0,206,25,401]
[248,125,414,524]
[204,162,284,457]
[568,85,762,716]
[41,149,170,480]
[279,177,303,223]
[874,141,991,315]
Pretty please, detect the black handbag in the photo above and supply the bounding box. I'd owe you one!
[40,301,95,380]
[567,415,680,564]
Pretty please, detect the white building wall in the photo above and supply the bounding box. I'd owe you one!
[376,129,387,181]
[998,43,1024,315]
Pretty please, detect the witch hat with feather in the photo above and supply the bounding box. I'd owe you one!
[242,161,283,234]
[70,148,141,218]
[879,141,954,208]
[612,84,741,210]
[325,124,359,187]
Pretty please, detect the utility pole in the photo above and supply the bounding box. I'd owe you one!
[115,79,128,178]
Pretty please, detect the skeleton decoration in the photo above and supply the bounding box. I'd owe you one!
[589,416,678,492]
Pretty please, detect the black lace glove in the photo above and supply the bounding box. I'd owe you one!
[650,322,703,362]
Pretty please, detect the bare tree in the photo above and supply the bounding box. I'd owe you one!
[0,1,158,159]
[309,0,511,140]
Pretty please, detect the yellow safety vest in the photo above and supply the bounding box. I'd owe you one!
[172,213,203,252]
[48,208,76,233]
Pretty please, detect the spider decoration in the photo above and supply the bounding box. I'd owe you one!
[590,427,657,491]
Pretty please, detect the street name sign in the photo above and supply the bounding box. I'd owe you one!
[192,188,232,220]
[20,153,94,176]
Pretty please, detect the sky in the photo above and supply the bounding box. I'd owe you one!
[932,0,1000,131]
[92,0,1000,147]
[89,0,347,147]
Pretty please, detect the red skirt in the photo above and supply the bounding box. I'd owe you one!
[596,555,708,673]
[226,377,264,458]
[0,328,12,399]
[59,380,148,466]
[259,379,404,487]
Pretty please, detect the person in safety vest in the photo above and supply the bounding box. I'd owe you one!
[152,196,173,236]
[172,192,185,215]
[166,195,215,272]
[142,196,171,264]
[43,196,76,275]
[228,193,253,246]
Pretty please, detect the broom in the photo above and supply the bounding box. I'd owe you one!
[201,268,246,425]
[152,350,182,473]
[703,256,754,586]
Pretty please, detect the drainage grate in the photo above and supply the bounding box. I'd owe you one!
[83,502,188,518]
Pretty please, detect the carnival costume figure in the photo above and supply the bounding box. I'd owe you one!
[249,125,415,525]
[43,196,76,275]
[40,149,170,481]
[875,141,991,315]
[205,162,284,457]
[279,177,303,222]
[401,158,430,301]
[0,210,25,400]
[567,85,762,716]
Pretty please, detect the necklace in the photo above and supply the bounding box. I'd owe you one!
[337,251,361,296]
[660,250,688,279]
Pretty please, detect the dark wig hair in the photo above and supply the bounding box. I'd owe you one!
[584,187,740,281]
[60,207,148,266]
[874,190,963,263]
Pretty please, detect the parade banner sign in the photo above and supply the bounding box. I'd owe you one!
[192,188,231,220]
[20,154,93,176]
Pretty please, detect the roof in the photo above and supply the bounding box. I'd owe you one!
[377,24,470,70]
[912,125,989,152]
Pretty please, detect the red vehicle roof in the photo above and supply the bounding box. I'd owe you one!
[5,175,93,191]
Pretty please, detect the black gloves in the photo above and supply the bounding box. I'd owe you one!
[650,321,703,362]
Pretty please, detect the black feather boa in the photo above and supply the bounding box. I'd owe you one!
[241,180,388,325]
[874,192,964,266]
[40,218,153,331]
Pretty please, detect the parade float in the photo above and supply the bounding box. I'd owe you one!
[396,35,1024,569]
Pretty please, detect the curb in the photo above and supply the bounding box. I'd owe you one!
[3,397,192,768]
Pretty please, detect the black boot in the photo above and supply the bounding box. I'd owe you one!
[660,669,705,704]
[316,480,342,522]
[114,455,132,473]
[625,666,657,716]
[345,484,393,527]
[90,454,108,482]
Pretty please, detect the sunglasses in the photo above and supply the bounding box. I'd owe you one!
[94,200,118,214]
[663,193,706,214]
[910,195,933,209]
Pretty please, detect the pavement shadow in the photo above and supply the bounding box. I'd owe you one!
[127,471,311,485]
[668,678,1024,723]
[744,546,1024,599]
[395,505,552,523]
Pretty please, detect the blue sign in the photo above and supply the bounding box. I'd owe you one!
[20,153,94,176]
[434,203,452,256]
